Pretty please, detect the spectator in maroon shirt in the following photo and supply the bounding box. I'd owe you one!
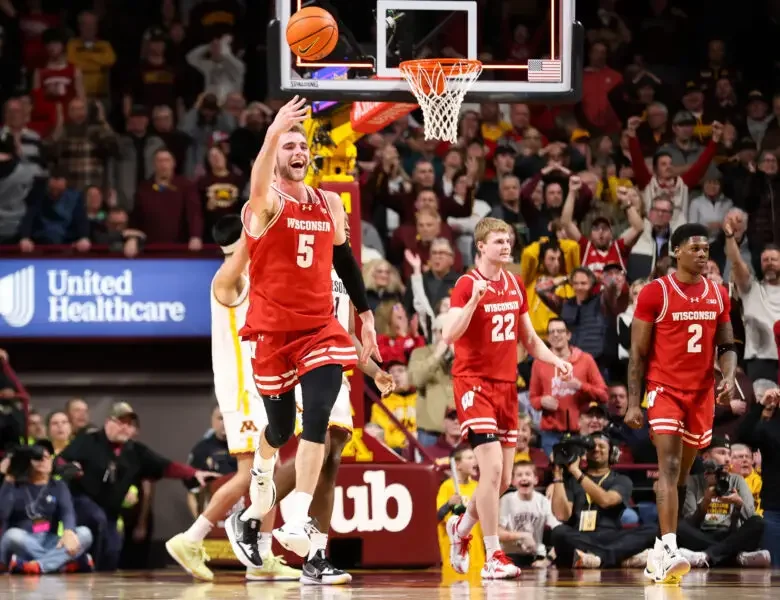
[421,408,466,464]
[389,206,463,280]
[124,149,202,257]
[124,31,182,117]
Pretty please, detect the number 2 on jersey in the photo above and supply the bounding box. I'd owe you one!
[491,313,515,342]
[687,323,702,353]
[296,234,314,268]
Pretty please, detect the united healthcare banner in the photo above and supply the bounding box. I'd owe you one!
[0,258,221,338]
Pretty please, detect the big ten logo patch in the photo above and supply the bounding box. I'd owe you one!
[239,420,258,433]
[282,470,413,534]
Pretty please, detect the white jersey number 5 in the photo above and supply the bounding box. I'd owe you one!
[297,234,315,268]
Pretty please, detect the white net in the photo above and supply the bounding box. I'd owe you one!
[399,59,483,143]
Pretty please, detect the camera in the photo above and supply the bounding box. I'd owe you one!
[702,460,731,497]
[6,444,47,482]
[552,434,595,467]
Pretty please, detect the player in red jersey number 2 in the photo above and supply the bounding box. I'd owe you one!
[443,218,573,579]
[234,96,380,563]
[625,222,736,585]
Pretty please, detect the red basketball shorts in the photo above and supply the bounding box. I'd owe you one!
[453,376,518,448]
[646,380,714,449]
[248,319,357,396]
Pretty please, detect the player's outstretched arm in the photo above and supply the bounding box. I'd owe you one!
[212,235,249,306]
[517,313,572,376]
[247,96,308,229]
[326,191,380,363]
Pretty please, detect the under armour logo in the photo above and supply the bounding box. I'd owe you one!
[302,204,313,212]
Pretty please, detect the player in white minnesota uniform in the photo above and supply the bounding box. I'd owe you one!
[166,215,300,582]
[226,268,394,585]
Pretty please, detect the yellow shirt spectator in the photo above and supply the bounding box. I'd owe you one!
[437,476,484,583]
[369,391,417,450]
[744,469,763,516]
[67,38,116,98]
[481,121,512,143]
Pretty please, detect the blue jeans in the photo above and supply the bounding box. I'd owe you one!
[540,431,564,458]
[73,494,122,572]
[637,502,659,526]
[621,508,640,527]
[0,527,92,573]
[762,510,780,567]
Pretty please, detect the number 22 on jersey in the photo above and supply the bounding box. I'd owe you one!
[491,313,515,342]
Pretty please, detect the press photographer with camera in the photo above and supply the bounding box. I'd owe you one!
[0,442,93,574]
[548,431,656,568]
[678,436,768,568]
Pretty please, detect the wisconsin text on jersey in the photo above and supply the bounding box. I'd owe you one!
[483,301,521,313]
[286,218,332,232]
[671,311,719,321]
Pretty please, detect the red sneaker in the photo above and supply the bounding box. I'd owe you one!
[481,550,521,580]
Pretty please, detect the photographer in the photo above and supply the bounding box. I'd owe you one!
[0,443,93,574]
[58,403,217,572]
[549,431,656,568]
[678,437,768,568]
[738,384,780,566]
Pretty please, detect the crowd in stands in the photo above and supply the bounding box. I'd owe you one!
[1,0,780,576]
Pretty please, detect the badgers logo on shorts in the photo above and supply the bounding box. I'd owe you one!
[239,420,258,433]
[461,390,475,410]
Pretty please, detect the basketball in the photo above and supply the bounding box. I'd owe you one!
[286,7,339,61]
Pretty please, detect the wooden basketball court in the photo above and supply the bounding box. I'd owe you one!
[1,569,777,600]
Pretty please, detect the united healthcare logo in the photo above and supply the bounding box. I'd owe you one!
[0,266,35,328]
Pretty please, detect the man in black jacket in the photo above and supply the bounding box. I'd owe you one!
[58,403,216,571]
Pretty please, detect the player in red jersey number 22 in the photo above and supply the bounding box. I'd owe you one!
[625,222,736,585]
[443,218,573,579]
[232,96,380,566]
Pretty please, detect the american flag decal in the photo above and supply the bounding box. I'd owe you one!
[528,59,562,82]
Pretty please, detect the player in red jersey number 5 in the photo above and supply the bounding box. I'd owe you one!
[625,222,736,585]
[442,217,573,579]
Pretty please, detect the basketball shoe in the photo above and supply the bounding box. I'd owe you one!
[166,534,214,581]
[225,510,264,569]
[246,554,302,581]
[273,518,313,558]
[481,550,521,579]
[648,545,690,584]
[301,550,353,585]
[445,514,472,574]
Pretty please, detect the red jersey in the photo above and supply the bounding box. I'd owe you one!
[37,63,77,105]
[240,185,336,335]
[579,237,629,277]
[634,274,730,391]
[451,268,529,382]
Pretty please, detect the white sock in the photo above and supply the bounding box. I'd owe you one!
[654,537,664,553]
[455,512,478,537]
[287,491,313,525]
[308,532,328,560]
[258,532,273,557]
[183,516,213,542]
[484,535,500,557]
[241,476,271,521]
[254,449,276,473]
[661,533,678,551]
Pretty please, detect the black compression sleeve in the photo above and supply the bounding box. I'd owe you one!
[333,242,370,314]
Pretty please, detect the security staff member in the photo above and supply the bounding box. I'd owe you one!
[58,403,217,571]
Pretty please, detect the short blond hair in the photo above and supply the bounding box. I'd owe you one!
[287,123,306,137]
[474,217,512,245]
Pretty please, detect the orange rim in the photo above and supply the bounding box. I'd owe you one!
[399,58,482,77]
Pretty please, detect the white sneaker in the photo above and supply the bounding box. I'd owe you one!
[480,550,521,579]
[273,520,312,558]
[653,547,690,584]
[678,548,709,568]
[737,550,771,568]
[572,549,601,569]
[250,467,277,516]
[644,547,660,581]
[445,514,471,575]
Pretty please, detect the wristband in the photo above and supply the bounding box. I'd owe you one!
[577,472,586,484]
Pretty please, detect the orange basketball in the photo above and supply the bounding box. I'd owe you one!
[286,7,339,61]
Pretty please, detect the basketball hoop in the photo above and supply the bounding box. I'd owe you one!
[399,58,483,143]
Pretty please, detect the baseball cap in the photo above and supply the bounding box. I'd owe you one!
[683,80,702,94]
[494,146,516,157]
[707,435,730,451]
[585,402,608,418]
[747,90,767,103]
[673,110,696,126]
[444,407,458,420]
[570,128,591,143]
[591,216,612,229]
[110,402,138,422]
[602,263,624,273]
